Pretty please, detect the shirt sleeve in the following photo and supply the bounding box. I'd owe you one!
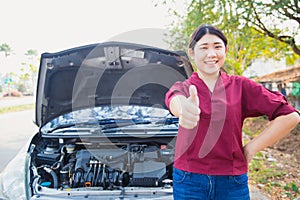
[242,77,297,120]
[165,81,190,109]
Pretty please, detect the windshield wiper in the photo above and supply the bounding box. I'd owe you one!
[45,121,100,133]
[45,118,152,133]
[100,118,151,130]
[100,117,179,133]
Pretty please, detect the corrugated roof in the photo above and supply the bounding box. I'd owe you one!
[253,65,300,83]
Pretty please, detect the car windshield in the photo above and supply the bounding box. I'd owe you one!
[41,105,178,134]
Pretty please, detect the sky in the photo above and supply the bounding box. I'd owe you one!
[0,0,185,73]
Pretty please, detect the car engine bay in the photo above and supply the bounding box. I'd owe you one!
[29,137,175,192]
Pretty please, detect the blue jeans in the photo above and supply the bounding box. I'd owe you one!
[173,167,250,200]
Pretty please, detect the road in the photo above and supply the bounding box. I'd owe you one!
[0,109,38,172]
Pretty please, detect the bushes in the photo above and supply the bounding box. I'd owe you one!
[2,90,23,97]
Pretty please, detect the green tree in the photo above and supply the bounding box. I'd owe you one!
[25,49,38,58]
[23,49,39,95]
[157,0,299,74]
[19,62,31,94]
[26,50,39,81]
[237,0,300,56]
[0,43,13,57]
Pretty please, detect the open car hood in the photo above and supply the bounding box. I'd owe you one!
[35,41,193,127]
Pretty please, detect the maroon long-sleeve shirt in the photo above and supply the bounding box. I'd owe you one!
[165,71,296,175]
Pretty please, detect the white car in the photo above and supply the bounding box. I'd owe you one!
[0,41,192,199]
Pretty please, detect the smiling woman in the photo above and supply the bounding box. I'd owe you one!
[165,24,300,200]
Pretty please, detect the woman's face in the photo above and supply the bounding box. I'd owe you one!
[189,34,228,77]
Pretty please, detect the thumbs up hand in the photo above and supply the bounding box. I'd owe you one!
[170,85,200,129]
[188,85,199,107]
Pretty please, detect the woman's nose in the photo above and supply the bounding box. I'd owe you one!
[206,48,217,57]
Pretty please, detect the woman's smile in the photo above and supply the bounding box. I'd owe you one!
[189,34,227,77]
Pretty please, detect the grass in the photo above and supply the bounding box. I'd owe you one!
[247,150,294,198]
[0,103,35,114]
[248,153,287,184]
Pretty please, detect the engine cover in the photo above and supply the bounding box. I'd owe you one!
[132,160,166,186]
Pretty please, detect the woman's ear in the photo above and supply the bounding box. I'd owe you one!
[188,48,194,59]
[225,45,229,53]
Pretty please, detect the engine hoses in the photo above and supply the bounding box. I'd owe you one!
[43,166,58,189]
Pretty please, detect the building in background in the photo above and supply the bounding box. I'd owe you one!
[253,65,300,110]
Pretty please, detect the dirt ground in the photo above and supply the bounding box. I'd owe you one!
[244,117,300,200]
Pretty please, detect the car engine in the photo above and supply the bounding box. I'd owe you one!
[30,138,174,190]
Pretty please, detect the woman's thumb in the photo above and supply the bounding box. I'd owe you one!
[189,85,199,106]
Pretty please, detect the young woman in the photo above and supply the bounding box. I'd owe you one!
[165,25,300,200]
